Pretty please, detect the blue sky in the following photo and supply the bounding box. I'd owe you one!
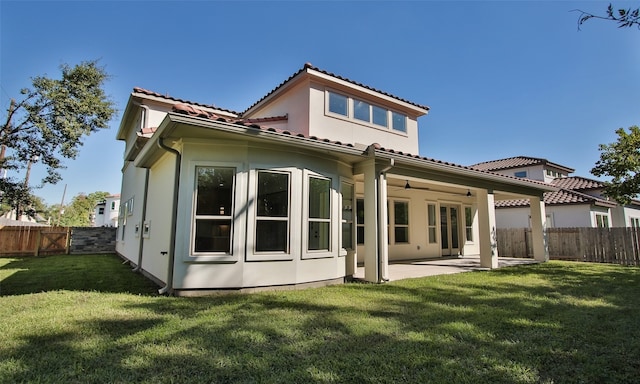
[1,0,639,205]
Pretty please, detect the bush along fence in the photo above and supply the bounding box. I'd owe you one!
[0,226,117,256]
[497,227,640,266]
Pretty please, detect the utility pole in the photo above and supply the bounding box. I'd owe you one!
[57,184,67,226]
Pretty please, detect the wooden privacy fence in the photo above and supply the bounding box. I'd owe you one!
[497,227,640,266]
[0,226,70,256]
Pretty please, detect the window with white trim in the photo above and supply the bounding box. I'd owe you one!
[193,166,235,254]
[308,176,331,251]
[255,171,290,253]
[356,198,365,245]
[464,206,474,242]
[393,201,409,243]
[631,217,640,228]
[595,213,609,228]
[341,182,354,251]
[427,203,437,244]
[326,91,407,133]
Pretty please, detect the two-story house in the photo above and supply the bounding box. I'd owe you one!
[92,194,120,227]
[116,64,554,295]
[471,156,640,228]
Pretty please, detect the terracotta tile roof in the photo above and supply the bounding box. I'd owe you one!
[471,156,574,173]
[168,107,553,190]
[243,63,430,115]
[496,188,616,208]
[551,176,604,190]
[132,87,240,116]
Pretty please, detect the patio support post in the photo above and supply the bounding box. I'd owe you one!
[529,195,548,262]
[362,158,391,283]
[363,159,379,282]
[477,189,499,268]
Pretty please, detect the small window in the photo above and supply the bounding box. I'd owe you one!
[98,207,105,215]
[394,201,409,243]
[341,182,354,251]
[328,92,348,116]
[353,99,371,122]
[391,112,406,133]
[427,204,437,244]
[631,218,640,228]
[514,171,527,178]
[255,171,290,253]
[356,199,365,245]
[111,201,116,210]
[372,105,387,127]
[308,176,331,251]
[595,213,609,228]
[465,206,473,242]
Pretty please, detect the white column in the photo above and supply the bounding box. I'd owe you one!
[477,189,498,268]
[377,171,389,281]
[363,160,379,282]
[530,195,548,262]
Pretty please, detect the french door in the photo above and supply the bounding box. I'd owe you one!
[440,205,461,256]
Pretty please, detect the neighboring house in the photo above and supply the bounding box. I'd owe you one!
[471,156,640,228]
[116,63,554,295]
[1,210,49,226]
[92,194,120,227]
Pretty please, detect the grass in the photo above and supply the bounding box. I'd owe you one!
[1,255,639,383]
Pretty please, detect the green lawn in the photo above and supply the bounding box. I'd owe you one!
[1,255,639,383]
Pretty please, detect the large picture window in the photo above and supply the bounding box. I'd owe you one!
[255,171,290,252]
[193,166,235,253]
[308,176,331,251]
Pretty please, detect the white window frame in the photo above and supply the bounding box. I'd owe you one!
[427,202,438,244]
[186,161,242,263]
[340,179,355,256]
[464,205,474,243]
[325,89,408,136]
[302,170,335,259]
[246,166,297,262]
[595,212,609,228]
[391,199,410,244]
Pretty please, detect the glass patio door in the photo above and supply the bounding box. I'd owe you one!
[440,205,460,256]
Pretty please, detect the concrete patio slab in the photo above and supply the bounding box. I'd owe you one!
[353,256,539,282]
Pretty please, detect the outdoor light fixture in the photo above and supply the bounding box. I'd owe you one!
[405,180,411,189]
[466,189,472,197]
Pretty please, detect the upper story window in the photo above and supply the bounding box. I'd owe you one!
[391,112,406,133]
[514,171,527,178]
[326,91,407,134]
[328,92,348,116]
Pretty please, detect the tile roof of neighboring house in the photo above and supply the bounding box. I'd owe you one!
[551,176,604,190]
[243,63,430,115]
[496,188,616,208]
[471,156,575,173]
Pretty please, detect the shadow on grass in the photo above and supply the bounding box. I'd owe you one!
[2,260,640,383]
[0,254,159,296]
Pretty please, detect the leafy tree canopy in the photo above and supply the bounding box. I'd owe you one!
[574,3,640,29]
[0,60,116,219]
[592,126,640,205]
[56,191,110,227]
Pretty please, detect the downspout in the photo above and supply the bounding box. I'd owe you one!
[377,159,394,283]
[132,102,150,273]
[132,168,149,272]
[157,136,181,295]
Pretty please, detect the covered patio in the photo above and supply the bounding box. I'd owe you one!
[353,256,539,282]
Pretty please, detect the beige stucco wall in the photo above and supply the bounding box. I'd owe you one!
[170,139,352,290]
[243,81,309,136]
[116,162,146,262]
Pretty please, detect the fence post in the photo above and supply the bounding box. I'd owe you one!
[34,229,41,257]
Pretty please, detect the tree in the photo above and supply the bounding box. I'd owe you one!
[573,3,640,30]
[0,60,116,219]
[591,126,640,204]
[57,191,110,227]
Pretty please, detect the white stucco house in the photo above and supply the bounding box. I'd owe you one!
[92,194,120,227]
[471,156,640,228]
[116,64,554,295]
